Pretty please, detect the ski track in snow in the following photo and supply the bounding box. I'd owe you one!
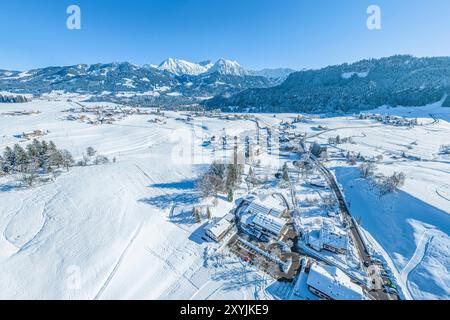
[11,190,60,255]
[436,188,450,202]
[400,230,434,297]
[94,223,143,300]
[144,246,200,292]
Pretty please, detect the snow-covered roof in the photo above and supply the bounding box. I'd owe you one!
[243,198,285,218]
[252,213,286,236]
[206,218,232,239]
[321,228,348,251]
[224,213,235,223]
[307,263,365,300]
[244,200,272,216]
[306,230,322,251]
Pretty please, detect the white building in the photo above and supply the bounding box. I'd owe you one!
[205,217,234,242]
[321,228,348,254]
[241,198,285,218]
[241,212,287,240]
[305,227,349,255]
[307,263,365,300]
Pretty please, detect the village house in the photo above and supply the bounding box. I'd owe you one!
[21,130,47,140]
[205,214,235,242]
[306,262,366,300]
[305,226,349,255]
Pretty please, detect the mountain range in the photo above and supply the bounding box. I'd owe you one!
[0,58,294,107]
[1,55,450,113]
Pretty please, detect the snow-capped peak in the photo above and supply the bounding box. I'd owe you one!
[155,58,249,77]
[205,58,248,76]
[198,60,214,69]
[157,58,208,76]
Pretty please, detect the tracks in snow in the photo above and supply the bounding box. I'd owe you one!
[144,246,200,292]
[400,230,434,298]
[94,223,143,300]
[436,188,450,203]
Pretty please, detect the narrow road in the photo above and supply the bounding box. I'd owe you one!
[273,192,290,210]
[309,155,396,300]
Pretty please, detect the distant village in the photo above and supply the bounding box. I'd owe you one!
[357,113,420,127]
[62,103,165,125]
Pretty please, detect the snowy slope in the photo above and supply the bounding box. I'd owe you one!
[294,113,450,299]
[0,99,271,300]
[335,168,449,300]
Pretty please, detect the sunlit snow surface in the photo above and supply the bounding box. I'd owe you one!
[0,96,449,299]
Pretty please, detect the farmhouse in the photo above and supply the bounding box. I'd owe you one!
[307,263,365,300]
[21,130,47,140]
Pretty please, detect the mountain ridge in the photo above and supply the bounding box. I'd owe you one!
[2,55,450,113]
[0,59,276,107]
[203,55,450,113]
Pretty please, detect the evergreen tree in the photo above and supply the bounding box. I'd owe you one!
[192,207,201,223]
[48,141,57,152]
[3,146,15,172]
[227,189,234,202]
[0,155,5,175]
[13,144,28,172]
[282,162,289,182]
[206,206,212,220]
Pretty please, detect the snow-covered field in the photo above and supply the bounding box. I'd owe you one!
[0,97,449,300]
[0,99,270,300]
[289,111,450,300]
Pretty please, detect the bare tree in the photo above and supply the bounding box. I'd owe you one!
[378,172,406,194]
[359,162,377,178]
[94,155,109,165]
[282,162,290,182]
[206,206,212,220]
[86,146,97,158]
[61,150,75,171]
[197,172,223,198]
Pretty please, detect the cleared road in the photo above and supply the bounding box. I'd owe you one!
[310,155,397,300]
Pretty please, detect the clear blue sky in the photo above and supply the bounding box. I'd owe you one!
[1,0,449,71]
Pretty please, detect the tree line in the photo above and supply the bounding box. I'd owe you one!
[0,140,113,187]
[0,94,31,103]
[0,139,75,186]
